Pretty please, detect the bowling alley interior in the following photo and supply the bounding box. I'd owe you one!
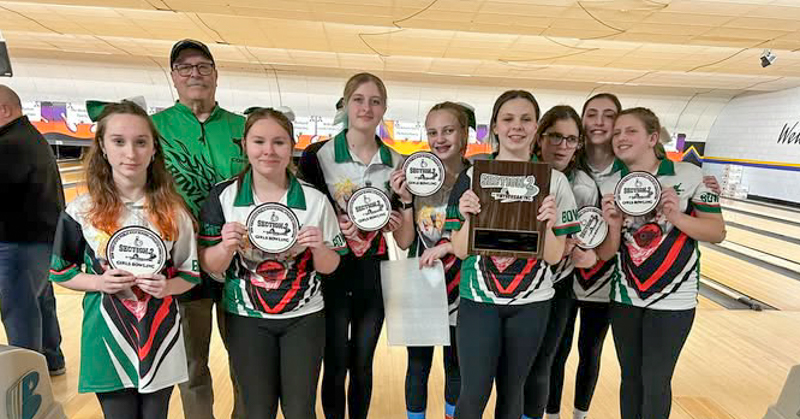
[2,1,800,418]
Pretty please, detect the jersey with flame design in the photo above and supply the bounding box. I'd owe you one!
[49,194,198,393]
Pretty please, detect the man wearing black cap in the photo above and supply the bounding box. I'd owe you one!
[152,39,246,419]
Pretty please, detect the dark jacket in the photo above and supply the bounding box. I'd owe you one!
[0,116,65,243]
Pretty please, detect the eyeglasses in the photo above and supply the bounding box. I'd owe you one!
[173,63,215,77]
[542,132,581,148]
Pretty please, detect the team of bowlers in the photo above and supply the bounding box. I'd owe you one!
[46,39,725,419]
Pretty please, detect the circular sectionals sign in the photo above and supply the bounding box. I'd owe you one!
[107,226,167,276]
[246,202,300,254]
[347,187,391,231]
[614,171,662,216]
[402,151,445,197]
[574,207,608,249]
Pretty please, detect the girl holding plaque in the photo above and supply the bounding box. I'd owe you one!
[445,90,581,419]
[523,105,600,419]
[198,108,347,419]
[544,93,623,419]
[596,108,725,419]
[48,102,199,419]
[391,102,474,419]
[297,72,405,419]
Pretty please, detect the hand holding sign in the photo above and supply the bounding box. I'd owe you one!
[537,195,557,230]
[297,226,324,250]
[390,169,413,203]
[221,222,247,253]
[660,188,681,224]
[458,190,481,216]
[97,269,136,294]
[601,193,623,230]
[136,273,169,299]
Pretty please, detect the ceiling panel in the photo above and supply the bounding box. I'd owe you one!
[4,0,800,94]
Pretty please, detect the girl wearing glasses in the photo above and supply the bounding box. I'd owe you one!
[445,91,580,419]
[543,93,623,419]
[522,105,600,419]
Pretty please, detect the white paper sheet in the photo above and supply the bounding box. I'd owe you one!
[380,259,450,347]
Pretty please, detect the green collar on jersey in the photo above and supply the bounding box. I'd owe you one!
[171,101,224,122]
[619,158,675,177]
[234,169,307,210]
[333,130,393,166]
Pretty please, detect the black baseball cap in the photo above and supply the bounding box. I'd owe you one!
[170,39,215,67]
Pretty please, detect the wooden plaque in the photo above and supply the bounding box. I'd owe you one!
[468,160,551,259]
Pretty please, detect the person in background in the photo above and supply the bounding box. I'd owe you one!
[523,105,598,419]
[151,39,246,419]
[0,84,66,376]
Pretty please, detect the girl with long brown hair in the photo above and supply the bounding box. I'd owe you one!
[49,101,199,419]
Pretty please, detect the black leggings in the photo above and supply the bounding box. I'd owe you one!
[547,300,611,414]
[321,256,385,419]
[610,304,695,419]
[454,298,551,419]
[523,283,575,418]
[405,326,460,417]
[96,387,173,419]
[226,311,325,419]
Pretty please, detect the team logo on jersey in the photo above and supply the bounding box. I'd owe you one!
[621,226,696,301]
[102,289,181,389]
[576,259,614,293]
[6,371,41,419]
[480,257,543,298]
[479,174,539,203]
[242,250,314,314]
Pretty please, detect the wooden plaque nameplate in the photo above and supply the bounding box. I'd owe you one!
[468,160,551,259]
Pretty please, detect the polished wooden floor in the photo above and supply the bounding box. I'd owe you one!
[4,192,800,418]
[2,282,799,419]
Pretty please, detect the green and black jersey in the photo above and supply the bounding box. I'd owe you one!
[444,158,580,305]
[199,170,348,319]
[298,130,403,258]
[600,159,721,310]
[152,102,245,301]
[152,103,247,219]
[49,194,199,394]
